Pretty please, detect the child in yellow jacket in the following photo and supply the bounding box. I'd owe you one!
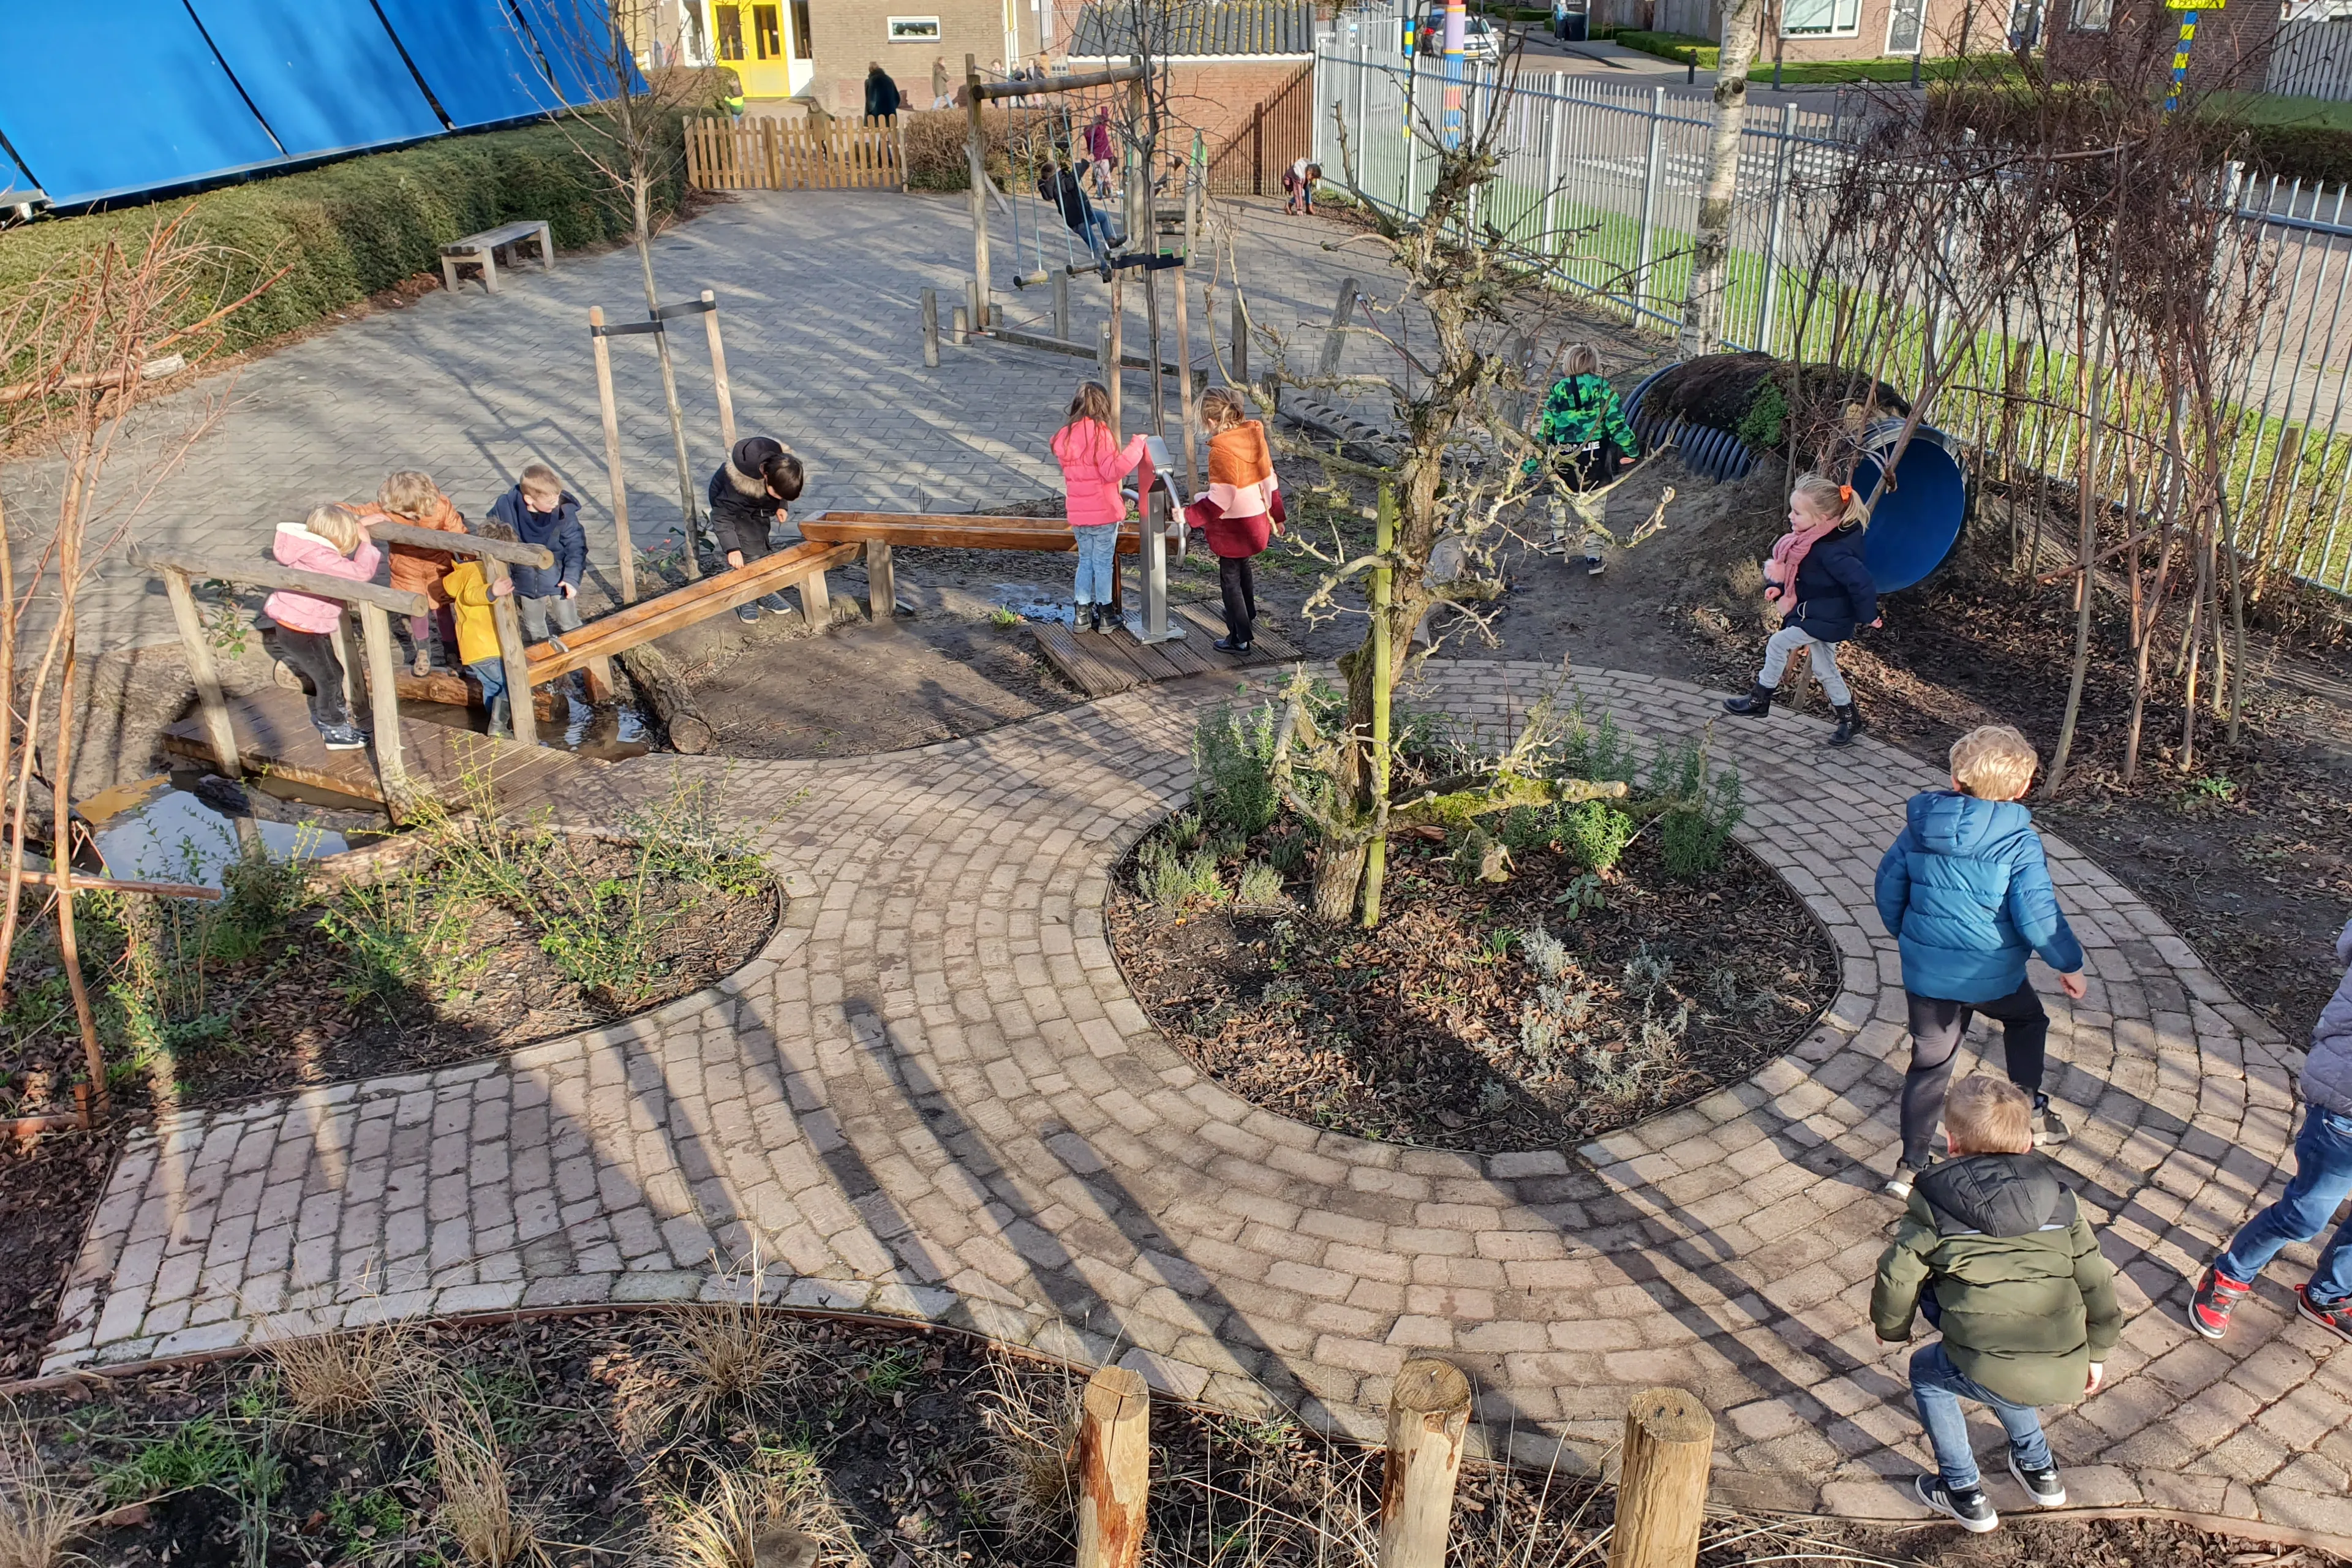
[443,522,518,737]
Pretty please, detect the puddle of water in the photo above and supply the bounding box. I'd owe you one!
[990,584,1076,626]
[82,776,351,889]
[401,690,654,762]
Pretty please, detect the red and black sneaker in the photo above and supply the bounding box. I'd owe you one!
[2188,1265,2252,1340]
[2298,1285,2352,1344]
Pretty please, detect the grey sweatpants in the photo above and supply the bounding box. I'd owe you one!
[1759,624,1852,705]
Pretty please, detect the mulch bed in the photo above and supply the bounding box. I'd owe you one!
[1107,829,1834,1154]
[0,1309,2328,1568]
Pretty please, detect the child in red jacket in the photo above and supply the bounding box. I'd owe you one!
[1050,381,1146,633]
[1183,389,1284,652]
[262,503,380,751]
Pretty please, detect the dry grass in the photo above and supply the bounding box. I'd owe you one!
[638,1257,809,1439]
[255,1310,421,1421]
[421,1391,554,1568]
[976,1352,1080,1536]
[658,1458,863,1568]
[0,1414,102,1568]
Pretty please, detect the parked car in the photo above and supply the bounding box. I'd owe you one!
[1412,10,1504,61]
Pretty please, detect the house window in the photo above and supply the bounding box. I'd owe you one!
[889,15,943,40]
[2070,0,2112,29]
[1782,0,1861,34]
[791,0,815,57]
[714,2,747,59]
[1886,0,1926,51]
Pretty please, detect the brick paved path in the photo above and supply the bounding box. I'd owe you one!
[44,662,2352,1534]
[3,192,1393,656]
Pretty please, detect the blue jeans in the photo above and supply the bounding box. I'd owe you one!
[1910,1341,2052,1491]
[1072,523,1118,607]
[2218,1104,2352,1305]
[467,657,508,710]
[1079,209,1121,264]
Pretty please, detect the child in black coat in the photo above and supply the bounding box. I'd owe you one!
[707,436,805,623]
[1725,472,1882,747]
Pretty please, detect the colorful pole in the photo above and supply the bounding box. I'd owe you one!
[2164,6,2198,115]
[1444,0,1465,148]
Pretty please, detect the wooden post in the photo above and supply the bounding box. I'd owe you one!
[1108,270,1124,441]
[701,290,737,451]
[1074,1366,1149,1568]
[865,540,896,622]
[1173,156,1200,497]
[582,655,617,705]
[1054,268,1071,343]
[800,566,831,627]
[2255,422,2304,569]
[1607,1389,1714,1568]
[1231,291,1248,385]
[589,306,639,605]
[896,111,911,193]
[966,56,990,328]
[1144,265,1166,440]
[922,289,941,367]
[1378,1358,1469,1568]
[482,556,538,747]
[335,609,368,722]
[1320,277,1359,380]
[160,569,241,778]
[968,277,985,339]
[354,603,412,823]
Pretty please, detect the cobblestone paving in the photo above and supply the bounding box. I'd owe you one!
[45,662,2352,1533]
[6,192,1390,655]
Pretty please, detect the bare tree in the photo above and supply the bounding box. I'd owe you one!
[1678,0,1768,357]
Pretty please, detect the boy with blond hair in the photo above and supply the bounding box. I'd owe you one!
[488,462,587,652]
[1875,725,2087,1198]
[1873,1075,2120,1533]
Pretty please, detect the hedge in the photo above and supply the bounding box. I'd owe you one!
[0,115,687,364]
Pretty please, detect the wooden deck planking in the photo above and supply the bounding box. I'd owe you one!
[160,687,605,814]
[1031,602,1302,698]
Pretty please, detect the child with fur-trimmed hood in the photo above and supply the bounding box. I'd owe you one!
[707,436,807,624]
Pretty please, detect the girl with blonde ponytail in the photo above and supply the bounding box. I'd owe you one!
[1723,473,1883,746]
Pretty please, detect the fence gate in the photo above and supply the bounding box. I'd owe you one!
[685,115,907,191]
[1207,66,1315,195]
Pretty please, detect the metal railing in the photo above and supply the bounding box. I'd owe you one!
[1308,43,2352,595]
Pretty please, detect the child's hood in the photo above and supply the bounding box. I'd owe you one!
[1907,789,2032,858]
[273,517,348,560]
[1914,1152,2076,1237]
[496,486,579,530]
[443,559,486,592]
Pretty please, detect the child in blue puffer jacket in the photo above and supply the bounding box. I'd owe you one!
[1874,724,2088,1199]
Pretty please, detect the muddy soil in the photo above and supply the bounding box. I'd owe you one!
[0,1308,2326,1568]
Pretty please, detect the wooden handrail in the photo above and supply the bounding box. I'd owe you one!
[132,548,429,616]
[364,518,554,571]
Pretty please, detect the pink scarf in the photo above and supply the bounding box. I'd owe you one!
[1763,519,1839,603]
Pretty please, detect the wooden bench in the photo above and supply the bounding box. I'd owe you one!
[441,220,555,294]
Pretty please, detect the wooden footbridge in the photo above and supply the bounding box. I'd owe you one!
[145,507,1296,817]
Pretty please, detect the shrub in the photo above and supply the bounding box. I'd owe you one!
[1140,840,1224,911]
[1557,799,1635,873]
[1648,736,1744,880]
[1556,706,1638,785]
[1193,703,1281,839]
[900,107,1014,191]
[1235,863,1286,907]
[0,114,687,374]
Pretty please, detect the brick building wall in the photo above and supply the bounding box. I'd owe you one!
[803,0,1016,115]
[1595,0,2007,59]
[2045,0,2283,94]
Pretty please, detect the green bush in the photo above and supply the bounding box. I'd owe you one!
[1648,736,1745,880]
[1559,798,1637,872]
[0,114,687,369]
[1193,703,1281,839]
[901,107,1015,192]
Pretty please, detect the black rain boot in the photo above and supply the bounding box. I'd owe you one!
[1724,682,1773,717]
[1829,699,1867,747]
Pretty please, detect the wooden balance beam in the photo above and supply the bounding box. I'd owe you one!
[797,511,1144,614]
[524,538,863,684]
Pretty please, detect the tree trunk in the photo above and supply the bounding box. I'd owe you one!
[1676,0,1768,358]
[2045,309,2106,796]
[1313,839,1370,924]
[616,643,713,753]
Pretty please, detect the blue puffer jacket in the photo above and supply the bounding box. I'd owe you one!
[1875,791,2086,1005]
[2298,920,2352,1118]
[1790,522,1879,642]
[489,486,586,599]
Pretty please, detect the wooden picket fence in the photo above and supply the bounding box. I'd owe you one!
[685,115,906,191]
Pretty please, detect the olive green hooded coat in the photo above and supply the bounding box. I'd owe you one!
[1870,1152,2121,1409]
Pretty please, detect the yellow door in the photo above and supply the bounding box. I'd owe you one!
[710,1,792,96]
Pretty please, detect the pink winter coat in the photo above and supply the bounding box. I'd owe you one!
[262,516,381,634]
[1052,418,1146,530]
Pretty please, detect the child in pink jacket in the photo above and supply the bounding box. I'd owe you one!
[1050,380,1145,633]
[262,503,380,750]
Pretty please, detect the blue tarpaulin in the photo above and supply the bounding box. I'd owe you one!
[186,0,446,158]
[0,143,39,207]
[0,0,287,206]
[509,0,647,103]
[372,0,568,128]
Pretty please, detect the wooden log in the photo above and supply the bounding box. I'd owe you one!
[1378,1359,1471,1568]
[702,289,737,451]
[1074,1366,1149,1568]
[13,869,222,901]
[615,644,712,754]
[589,306,638,606]
[865,540,897,622]
[364,519,552,570]
[131,549,428,617]
[968,61,1144,100]
[160,568,241,780]
[354,603,412,822]
[1607,1389,1714,1568]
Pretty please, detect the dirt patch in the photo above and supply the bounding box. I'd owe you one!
[1107,808,1833,1154]
[0,1308,2326,1568]
[0,1125,121,1385]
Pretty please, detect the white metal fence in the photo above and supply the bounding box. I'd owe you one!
[1308,44,2352,596]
